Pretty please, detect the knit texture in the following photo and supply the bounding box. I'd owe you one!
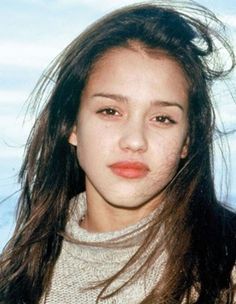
[40,192,166,304]
[40,192,236,303]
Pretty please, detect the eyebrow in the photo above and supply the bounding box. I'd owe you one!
[91,93,185,112]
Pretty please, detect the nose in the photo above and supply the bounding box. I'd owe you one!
[119,118,148,153]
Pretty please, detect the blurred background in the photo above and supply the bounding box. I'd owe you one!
[0,0,236,251]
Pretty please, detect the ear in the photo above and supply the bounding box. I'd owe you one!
[180,135,189,159]
[68,126,78,146]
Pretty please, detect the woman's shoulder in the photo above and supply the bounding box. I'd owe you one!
[195,203,236,301]
[194,202,236,278]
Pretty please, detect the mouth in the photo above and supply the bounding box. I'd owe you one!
[108,161,149,179]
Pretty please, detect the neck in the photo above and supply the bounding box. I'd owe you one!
[80,206,149,232]
[80,186,162,233]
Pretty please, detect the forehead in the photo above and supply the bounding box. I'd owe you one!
[82,45,189,109]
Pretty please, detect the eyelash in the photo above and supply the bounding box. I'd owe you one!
[97,108,120,116]
[96,107,177,125]
[153,115,177,125]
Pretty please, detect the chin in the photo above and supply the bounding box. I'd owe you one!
[103,193,156,210]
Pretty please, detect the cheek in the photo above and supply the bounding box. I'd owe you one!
[149,150,182,187]
[75,122,112,165]
[151,131,186,157]
[149,133,186,175]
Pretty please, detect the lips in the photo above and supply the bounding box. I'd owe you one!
[109,161,149,179]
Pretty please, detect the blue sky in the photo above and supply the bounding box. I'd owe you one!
[0,0,236,250]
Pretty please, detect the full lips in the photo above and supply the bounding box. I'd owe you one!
[109,162,149,179]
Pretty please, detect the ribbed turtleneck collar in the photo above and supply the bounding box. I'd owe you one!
[65,191,160,246]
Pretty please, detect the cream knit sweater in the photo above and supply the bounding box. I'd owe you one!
[40,192,236,304]
[40,192,166,304]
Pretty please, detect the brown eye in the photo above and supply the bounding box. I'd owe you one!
[153,115,176,125]
[156,116,169,123]
[104,109,118,115]
[97,108,120,116]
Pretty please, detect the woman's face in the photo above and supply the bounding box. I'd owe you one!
[70,46,189,210]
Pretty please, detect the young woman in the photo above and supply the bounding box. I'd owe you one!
[0,1,236,303]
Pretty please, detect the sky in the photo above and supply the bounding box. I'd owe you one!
[0,0,236,250]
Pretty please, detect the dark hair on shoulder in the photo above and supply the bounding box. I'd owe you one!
[0,1,235,303]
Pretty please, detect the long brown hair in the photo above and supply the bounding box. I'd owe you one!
[0,1,236,303]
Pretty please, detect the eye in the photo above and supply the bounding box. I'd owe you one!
[152,115,176,125]
[97,107,121,117]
